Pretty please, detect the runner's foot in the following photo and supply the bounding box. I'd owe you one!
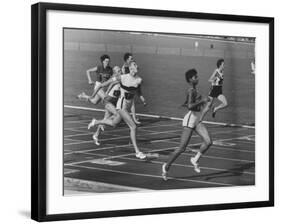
[162,163,168,181]
[92,133,100,146]
[88,119,97,129]
[190,157,201,173]
[136,152,146,160]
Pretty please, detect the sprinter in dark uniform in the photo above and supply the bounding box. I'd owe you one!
[91,66,122,146]
[200,58,228,120]
[162,69,213,180]
[77,54,113,145]
[78,54,113,104]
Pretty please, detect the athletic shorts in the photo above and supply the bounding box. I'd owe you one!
[103,95,118,107]
[116,96,133,111]
[209,86,223,98]
[182,111,202,129]
[94,81,102,90]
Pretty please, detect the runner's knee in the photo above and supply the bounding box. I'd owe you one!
[129,123,137,130]
[90,98,98,105]
[178,145,186,153]
[224,100,228,107]
[206,138,212,147]
[111,116,120,128]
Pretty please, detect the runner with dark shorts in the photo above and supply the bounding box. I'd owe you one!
[200,58,228,120]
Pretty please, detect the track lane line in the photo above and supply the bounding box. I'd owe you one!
[64,105,255,129]
[64,134,255,156]
[65,148,255,176]
[64,122,182,135]
[64,177,151,192]
[64,128,252,145]
[66,164,233,187]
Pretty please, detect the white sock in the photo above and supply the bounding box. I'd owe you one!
[194,152,202,163]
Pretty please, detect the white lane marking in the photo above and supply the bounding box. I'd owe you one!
[65,143,133,155]
[64,177,149,192]
[155,135,255,153]
[67,164,233,186]
[64,128,182,138]
[64,128,90,133]
[232,139,255,144]
[65,119,92,123]
[64,128,251,146]
[65,146,254,176]
[64,122,181,134]
[77,150,255,175]
[64,134,255,156]
[64,105,255,129]
[64,138,84,142]
[90,159,125,166]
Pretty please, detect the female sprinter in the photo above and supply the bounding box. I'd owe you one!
[88,61,148,160]
[162,69,212,180]
[78,54,113,104]
[93,66,122,145]
[122,53,147,124]
[202,58,228,119]
[77,54,113,141]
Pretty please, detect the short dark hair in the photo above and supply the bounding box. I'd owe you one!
[217,58,224,68]
[100,54,110,63]
[123,52,132,62]
[185,69,197,83]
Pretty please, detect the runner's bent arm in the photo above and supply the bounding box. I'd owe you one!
[208,69,217,83]
[86,66,98,84]
[105,80,120,95]
[136,85,146,106]
[90,76,120,99]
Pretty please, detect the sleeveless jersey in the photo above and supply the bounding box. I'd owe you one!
[96,65,113,83]
[211,69,224,86]
[186,88,202,112]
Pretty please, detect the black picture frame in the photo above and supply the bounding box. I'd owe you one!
[31,2,274,222]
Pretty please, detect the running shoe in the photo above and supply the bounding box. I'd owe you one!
[88,119,96,129]
[190,157,201,173]
[162,163,168,181]
[77,92,87,100]
[135,152,146,160]
[92,134,100,146]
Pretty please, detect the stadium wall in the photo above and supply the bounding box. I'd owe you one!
[64,41,253,59]
[63,29,255,125]
[64,29,255,59]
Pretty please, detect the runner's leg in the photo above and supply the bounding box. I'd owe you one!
[213,94,228,113]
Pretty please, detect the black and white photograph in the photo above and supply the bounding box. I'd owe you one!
[30,2,274,222]
[1,0,280,223]
[63,29,256,194]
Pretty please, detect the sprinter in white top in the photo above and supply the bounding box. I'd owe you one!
[88,61,148,160]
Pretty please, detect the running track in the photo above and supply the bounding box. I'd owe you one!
[63,107,255,194]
